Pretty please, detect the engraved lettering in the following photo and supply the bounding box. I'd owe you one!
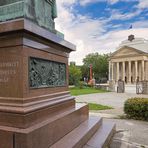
[0,77,9,83]
[0,61,19,83]
[0,61,19,68]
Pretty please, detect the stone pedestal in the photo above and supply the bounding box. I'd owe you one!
[0,19,115,148]
[0,18,83,147]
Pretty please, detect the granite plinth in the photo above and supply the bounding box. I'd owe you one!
[0,130,13,148]
[0,19,75,112]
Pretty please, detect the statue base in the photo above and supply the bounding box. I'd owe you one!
[0,19,115,148]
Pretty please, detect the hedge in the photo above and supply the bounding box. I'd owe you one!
[124,98,148,121]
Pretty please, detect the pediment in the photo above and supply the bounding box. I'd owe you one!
[112,46,143,57]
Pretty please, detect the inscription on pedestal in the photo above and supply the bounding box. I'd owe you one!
[0,61,19,83]
[29,57,66,88]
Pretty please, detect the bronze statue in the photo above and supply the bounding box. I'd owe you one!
[0,0,57,32]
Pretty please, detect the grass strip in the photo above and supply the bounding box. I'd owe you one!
[70,87,108,96]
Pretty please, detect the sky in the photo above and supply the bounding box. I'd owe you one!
[55,0,148,65]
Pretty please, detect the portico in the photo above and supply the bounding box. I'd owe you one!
[109,59,147,84]
[109,35,148,85]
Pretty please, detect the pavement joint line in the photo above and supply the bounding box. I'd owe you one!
[85,144,97,148]
[112,138,148,148]
[115,129,129,133]
[89,112,118,117]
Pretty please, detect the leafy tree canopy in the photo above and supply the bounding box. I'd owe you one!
[69,64,82,85]
[81,53,109,82]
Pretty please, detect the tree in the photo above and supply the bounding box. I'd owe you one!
[69,64,82,85]
[82,53,109,83]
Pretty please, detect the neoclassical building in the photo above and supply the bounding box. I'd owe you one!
[109,35,148,85]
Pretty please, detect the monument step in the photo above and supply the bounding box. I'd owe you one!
[0,103,89,148]
[84,120,116,148]
[0,103,88,132]
[50,116,102,148]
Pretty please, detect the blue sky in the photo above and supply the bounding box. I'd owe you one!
[55,0,148,65]
[73,1,147,31]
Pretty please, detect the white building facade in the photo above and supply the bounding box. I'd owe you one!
[109,35,148,93]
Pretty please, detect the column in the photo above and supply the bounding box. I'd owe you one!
[122,61,125,81]
[111,62,114,81]
[135,61,138,82]
[142,60,145,80]
[117,62,119,81]
[146,61,148,80]
[128,61,131,83]
[109,61,111,80]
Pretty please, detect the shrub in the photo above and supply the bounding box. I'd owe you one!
[124,98,148,121]
[69,65,82,86]
[77,81,86,89]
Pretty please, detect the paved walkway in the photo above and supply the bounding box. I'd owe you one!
[89,112,148,148]
[76,92,148,116]
[108,118,148,148]
[76,92,148,147]
[76,92,148,108]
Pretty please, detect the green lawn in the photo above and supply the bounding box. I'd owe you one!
[69,87,108,96]
[88,103,113,110]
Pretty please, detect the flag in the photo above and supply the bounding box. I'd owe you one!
[129,25,133,29]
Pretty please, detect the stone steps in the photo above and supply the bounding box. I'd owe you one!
[84,121,116,148]
[0,102,115,148]
[50,116,102,148]
[0,103,89,148]
[51,116,115,148]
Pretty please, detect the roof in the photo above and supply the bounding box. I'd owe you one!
[116,35,148,53]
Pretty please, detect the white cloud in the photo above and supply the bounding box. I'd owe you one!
[108,0,119,4]
[55,0,148,65]
[109,9,142,21]
[56,15,106,64]
[68,28,148,65]
[94,28,148,53]
[133,20,148,28]
[80,0,136,6]
[55,0,107,64]
[79,0,104,6]
[108,0,139,5]
[79,0,133,6]
[58,0,139,7]
[137,0,148,9]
